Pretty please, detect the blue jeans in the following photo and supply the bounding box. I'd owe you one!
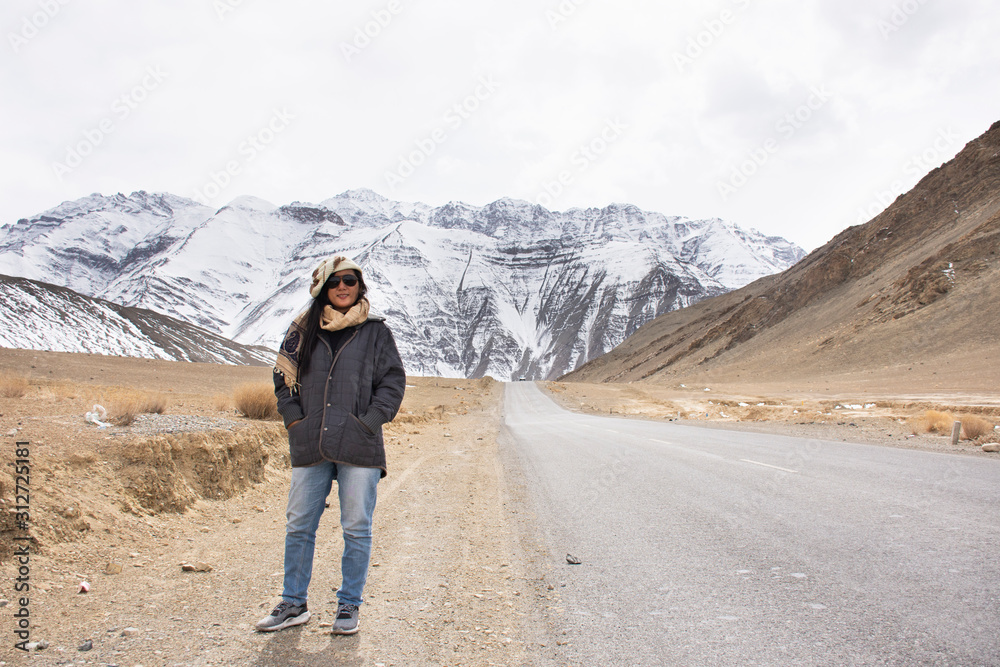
[282,461,380,607]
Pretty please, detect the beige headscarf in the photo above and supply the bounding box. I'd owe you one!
[309,255,363,298]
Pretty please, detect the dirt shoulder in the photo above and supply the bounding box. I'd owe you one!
[0,351,559,666]
[539,380,1000,458]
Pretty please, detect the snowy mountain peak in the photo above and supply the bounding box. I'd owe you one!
[219,195,278,213]
[0,189,805,380]
[320,189,423,224]
[339,187,390,202]
[486,196,535,209]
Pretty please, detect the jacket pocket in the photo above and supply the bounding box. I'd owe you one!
[349,413,378,441]
[287,418,309,449]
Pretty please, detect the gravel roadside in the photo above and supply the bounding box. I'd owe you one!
[539,381,1000,458]
[1,377,565,667]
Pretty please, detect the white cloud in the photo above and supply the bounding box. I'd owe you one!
[1,0,997,250]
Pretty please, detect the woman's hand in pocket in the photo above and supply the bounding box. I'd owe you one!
[287,419,303,430]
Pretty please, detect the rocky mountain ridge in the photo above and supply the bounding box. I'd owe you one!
[0,273,272,365]
[0,190,804,379]
[562,120,1000,389]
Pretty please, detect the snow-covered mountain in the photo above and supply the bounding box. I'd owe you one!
[0,189,804,379]
[0,274,272,365]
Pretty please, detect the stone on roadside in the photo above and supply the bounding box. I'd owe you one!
[105,562,123,575]
[982,443,1000,452]
[181,561,213,572]
[121,627,139,637]
[5,428,17,436]
[79,639,93,651]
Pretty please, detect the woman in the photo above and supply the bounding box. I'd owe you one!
[256,255,405,635]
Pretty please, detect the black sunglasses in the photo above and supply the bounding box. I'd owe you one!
[326,274,359,288]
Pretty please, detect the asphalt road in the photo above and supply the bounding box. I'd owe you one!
[501,382,1000,666]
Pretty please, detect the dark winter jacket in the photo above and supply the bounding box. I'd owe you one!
[273,316,405,476]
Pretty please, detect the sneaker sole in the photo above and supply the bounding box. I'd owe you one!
[330,622,359,636]
[256,610,311,632]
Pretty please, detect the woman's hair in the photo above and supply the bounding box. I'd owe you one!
[297,269,368,375]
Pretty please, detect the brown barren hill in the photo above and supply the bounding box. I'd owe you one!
[562,120,1000,396]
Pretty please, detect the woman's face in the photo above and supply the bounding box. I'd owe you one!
[327,269,361,313]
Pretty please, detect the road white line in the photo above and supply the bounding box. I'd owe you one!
[740,459,798,474]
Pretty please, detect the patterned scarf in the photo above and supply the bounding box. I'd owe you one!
[274,297,371,391]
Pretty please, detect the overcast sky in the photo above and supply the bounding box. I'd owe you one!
[2,0,998,251]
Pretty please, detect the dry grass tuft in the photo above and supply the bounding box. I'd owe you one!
[960,415,994,440]
[32,380,85,401]
[212,393,232,412]
[0,373,30,398]
[908,410,993,440]
[102,388,169,426]
[42,380,82,400]
[912,409,957,434]
[141,392,167,415]
[55,381,81,400]
[104,391,142,426]
[233,382,279,421]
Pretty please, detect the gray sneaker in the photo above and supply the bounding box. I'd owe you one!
[255,601,310,632]
[330,603,359,635]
